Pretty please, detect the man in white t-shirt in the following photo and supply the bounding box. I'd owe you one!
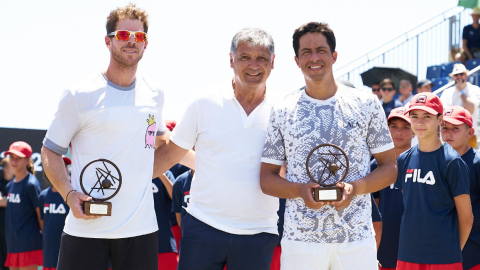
[260,22,397,270]
[440,63,480,148]
[152,28,279,270]
[40,4,183,270]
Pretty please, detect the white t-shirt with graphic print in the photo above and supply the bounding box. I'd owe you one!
[43,73,168,239]
[261,85,394,243]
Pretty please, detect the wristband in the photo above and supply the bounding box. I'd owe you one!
[65,189,76,203]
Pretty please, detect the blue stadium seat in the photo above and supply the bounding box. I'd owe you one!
[431,77,450,91]
[442,61,462,77]
[466,58,480,71]
[426,65,442,80]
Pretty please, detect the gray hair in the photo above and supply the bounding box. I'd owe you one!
[230,28,275,55]
[400,79,412,87]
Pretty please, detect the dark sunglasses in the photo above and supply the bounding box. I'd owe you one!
[381,87,395,92]
[371,88,380,92]
[108,30,148,42]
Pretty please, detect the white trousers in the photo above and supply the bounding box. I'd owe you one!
[281,237,377,270]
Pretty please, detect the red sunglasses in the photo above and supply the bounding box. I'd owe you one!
[108,30,148,42]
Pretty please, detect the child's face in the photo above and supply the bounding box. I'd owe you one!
[441,122,473,151]
[409,110,442,140]
[388,118,414,149]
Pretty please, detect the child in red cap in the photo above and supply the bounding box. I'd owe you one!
[441,106,480,270]
[373,106,414,270]
[396,93,473,270]
[4,141,43,270]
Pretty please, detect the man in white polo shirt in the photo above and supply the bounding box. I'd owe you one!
[440,63,480,148]
[153,28,279,270]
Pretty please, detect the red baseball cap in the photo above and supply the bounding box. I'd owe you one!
[405,92,443,115]
[388,106,411,123]
[5,141,32,158]
[165,120,176,131]
[443,106,473,127]
[62,156,72,165]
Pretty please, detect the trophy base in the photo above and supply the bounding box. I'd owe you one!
[83,201,112,216]
[313,187,342,202]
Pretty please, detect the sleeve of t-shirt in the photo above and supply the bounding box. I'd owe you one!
[171,177,183,213]
[43,89,81,155]
[447,157,470,197]
[468,86,480,109]
[26,180,41,208]
[366,97,394,155]
[463,25,469,40]
[474,155,480,191]
[261,108,286,166]
[155,90,168,136]
[170,99,198,150]
[440,89,453,108]
[38,191,45,220]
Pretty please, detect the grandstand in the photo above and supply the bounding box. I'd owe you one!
[334,6,480,92]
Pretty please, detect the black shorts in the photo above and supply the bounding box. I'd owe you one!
[57,231,158,270]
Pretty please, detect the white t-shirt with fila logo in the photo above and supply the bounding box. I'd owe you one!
[261,85,394,243]
[395,144,470,264]
[43,73,168,239]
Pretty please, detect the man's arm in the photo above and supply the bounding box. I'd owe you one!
[41,146,98,220]
[260,163,328,209]
[331,148,397,210]
[463,39,473,60]
[454,194,473,250]
[373,221,382,250]
[153,141,190,179]
[460,93,476,114]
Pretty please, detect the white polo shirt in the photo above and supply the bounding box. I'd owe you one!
[170,81,279,235]
[440,83,480,135]
[43,73,167,239]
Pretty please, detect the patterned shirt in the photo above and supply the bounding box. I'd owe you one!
[261,85,394,243]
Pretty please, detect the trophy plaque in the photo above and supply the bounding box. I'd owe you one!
[79,159,122,216]
[306,144,349,202]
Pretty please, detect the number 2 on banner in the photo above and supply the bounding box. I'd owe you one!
[31,153,43,172]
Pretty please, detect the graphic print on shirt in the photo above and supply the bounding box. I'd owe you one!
[43,203,67,214]
[145,114,156,149]
[152,183,158,193]
[7,193,21,203]
[262,86,393,243]
[405,169,436,185]
[184,191,190,204]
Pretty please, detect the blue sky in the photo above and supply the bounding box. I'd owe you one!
[0,0,460,129]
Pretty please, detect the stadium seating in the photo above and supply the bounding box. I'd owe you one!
[431,77,450,91]
[466,58,480,71]
[426,65,443,80]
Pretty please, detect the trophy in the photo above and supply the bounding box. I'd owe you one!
[79,159,122,216]
[305,144,349,202]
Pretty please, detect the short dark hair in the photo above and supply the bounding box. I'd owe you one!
[380,78,395,90]
[293,22,336,57]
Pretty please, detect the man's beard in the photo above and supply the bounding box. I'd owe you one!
[455,78,466,84]
[111,44,143,67]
